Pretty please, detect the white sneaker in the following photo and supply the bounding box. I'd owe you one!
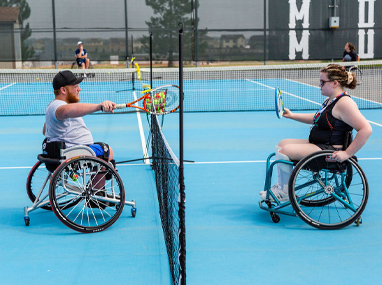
[260,183,289,202]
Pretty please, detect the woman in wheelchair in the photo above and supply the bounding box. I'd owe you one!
[260,64,372,202]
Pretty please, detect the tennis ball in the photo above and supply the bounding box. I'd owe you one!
[36,78,39,80]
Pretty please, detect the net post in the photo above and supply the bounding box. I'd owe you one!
[124,0,129,68]
[150,32,153,89]
[150,32,154,169]
[52,0,58,69]
[131,35,135,91]
[178,21,186,285]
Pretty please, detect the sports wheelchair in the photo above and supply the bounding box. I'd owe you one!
[25,144,136,233]
[259,147,368,230]
[70,59,95,78]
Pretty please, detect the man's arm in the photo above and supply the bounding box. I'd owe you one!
[76,48,87,59]
[56,101,116,120]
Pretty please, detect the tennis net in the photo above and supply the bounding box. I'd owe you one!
[1,60,381,116]
[151,114,182,285]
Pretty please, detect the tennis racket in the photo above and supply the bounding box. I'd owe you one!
[275,87,284,119]
[348,65,363,85]
[114,84,180,115]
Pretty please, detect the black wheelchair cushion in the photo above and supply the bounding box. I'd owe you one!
[302,155,355,173]
[40,139,66,173]
[42,138,66,159]
[37,154,60,173]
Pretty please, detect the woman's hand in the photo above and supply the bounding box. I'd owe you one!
[331,150,351,163]
[283,108,293,119]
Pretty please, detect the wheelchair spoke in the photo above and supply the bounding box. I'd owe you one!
[49,156,125,233]
[289,151,368,229]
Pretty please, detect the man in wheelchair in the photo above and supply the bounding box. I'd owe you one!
[42,70,117,162]
[75,41,90,77]
[260,64,372,201]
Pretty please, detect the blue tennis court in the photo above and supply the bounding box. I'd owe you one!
[1,70,382,283]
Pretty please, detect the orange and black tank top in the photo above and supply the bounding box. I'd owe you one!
[309,94,353,146]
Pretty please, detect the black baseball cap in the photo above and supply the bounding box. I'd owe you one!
[53,70,83,90]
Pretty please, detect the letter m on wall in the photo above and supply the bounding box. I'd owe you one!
[289,0,310,60]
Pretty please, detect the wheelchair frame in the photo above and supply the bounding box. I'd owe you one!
[259,150,368,229]
[71,60,95,78]
[25,145,137,233]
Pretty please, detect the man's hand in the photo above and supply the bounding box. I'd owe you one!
[100,101,117,113]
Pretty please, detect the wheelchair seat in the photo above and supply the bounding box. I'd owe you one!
[39,144,96,173]
[290,131,355,170]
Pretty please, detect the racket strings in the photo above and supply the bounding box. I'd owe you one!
[276,88,284,119]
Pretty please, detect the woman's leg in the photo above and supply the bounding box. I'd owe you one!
[279,139,321,161]
[275,139,321,196]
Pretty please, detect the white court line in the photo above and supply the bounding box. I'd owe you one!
[0,163,149,170]
[246,78,321,106]
[246,78,382,127]
[286,78,382,107]
[368,120,382,127]
[2,157,382,170]
[188,157,382,164]
[0,166,32,169]
[133,91,150,164]
[0,83,15,91]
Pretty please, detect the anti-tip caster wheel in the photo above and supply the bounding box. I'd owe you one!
[131,207,137,217]
[270,212,280,223]
[355,217,363,226]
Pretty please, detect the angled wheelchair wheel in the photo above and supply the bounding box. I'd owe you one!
[27,160,82,211]
[71,61,95,78]
[26,161,52,211]
[289,151,368,230]
[49,156,125,233]
[70,62,78,69]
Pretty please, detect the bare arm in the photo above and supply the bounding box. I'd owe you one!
[283,108,315,124]
[43,122,46,135]
[56,101,116,120]
[332,97,372,161]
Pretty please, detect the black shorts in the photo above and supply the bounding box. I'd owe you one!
[313,143,342,151]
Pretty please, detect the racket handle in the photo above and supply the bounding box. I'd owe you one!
[115,104,127,109]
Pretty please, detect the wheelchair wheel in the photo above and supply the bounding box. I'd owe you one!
[289,151,368,230]
[70,62,78,69]
[27,160,82,211]
[298,161,353,207]
[26,161,52,210]
[49,156,125,233]
[71,61,95,78]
